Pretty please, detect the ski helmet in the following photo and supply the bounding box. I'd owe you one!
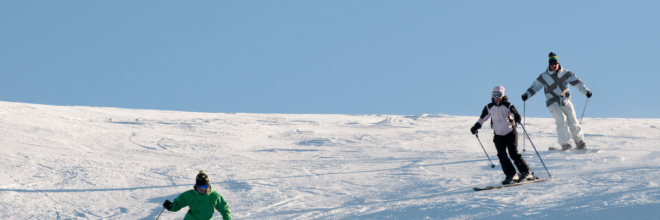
[492,86,505,98]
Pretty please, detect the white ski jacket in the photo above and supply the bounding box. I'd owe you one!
[524,66,590,108]
[476,100,521,136]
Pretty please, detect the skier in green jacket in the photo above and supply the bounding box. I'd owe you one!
[163,170,231,220]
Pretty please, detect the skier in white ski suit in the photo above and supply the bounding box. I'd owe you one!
[522,52,592,150]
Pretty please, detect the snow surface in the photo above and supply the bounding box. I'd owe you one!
[0,101,659,219]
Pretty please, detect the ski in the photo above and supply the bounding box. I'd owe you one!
[573,148,601,154]
[548,147,601,153]
[473,177,554,191]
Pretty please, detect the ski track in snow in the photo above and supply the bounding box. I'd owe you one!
[0,101,659,219]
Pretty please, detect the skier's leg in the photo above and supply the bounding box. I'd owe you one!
[506,131,530,173]
[494,135,516,177]
[549,106,571,146]
[561,102,584,143]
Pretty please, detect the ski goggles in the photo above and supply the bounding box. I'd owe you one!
[197,184,209,190]
[492,92,503,98]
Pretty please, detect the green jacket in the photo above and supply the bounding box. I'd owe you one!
[169,185,231,220]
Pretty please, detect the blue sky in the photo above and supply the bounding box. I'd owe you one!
[2,1,659,118]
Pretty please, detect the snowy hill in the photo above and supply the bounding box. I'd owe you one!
[0,101,659,219]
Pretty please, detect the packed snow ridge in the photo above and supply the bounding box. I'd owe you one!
[0,101,658,219]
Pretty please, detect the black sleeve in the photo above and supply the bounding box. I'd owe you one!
[510,105,522,122]
[479,106,489,120]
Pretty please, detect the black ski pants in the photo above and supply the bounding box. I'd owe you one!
[493,130,530,177]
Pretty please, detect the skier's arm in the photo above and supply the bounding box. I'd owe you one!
[471,105,490,134]
[214,195,232,220]
[476,105,491,126]
[509,105,522,124]
[168,191,191,212]
[567,72,591,96]
[524,75,545,98]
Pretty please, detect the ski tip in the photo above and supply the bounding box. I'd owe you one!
[473,186,494,191]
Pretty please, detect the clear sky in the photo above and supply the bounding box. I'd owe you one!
[2,1,659,118]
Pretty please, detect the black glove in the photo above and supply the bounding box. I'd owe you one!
[522,94,528,101]
[587,91,592,98]
[470,123,481,135]
[514,115,522,124]
[163,200,173,210]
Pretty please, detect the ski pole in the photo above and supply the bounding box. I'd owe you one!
[523,101,526,152]
[156,208,165,220]
[579,98,589,125]
[517,121,552,178]
[475,134,496,168]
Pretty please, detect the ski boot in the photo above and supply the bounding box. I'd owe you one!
[502,173,519,185]
[576,140,587,150]
[561,143,572,151]
[516,172,535,183]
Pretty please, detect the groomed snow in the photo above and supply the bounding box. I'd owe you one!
[0,101,658,219]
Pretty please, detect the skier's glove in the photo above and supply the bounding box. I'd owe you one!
[163,200,173,210]
[514,115,522,124]
[522,94,528,101]
[587,91,592,98]
[470,123,481,135]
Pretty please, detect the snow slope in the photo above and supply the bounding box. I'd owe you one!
[0,101,658,219]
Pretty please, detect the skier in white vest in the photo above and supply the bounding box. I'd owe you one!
[521,52,592,150]
[471,86,533,184]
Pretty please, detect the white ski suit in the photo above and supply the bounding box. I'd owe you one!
[524,65,591,145]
